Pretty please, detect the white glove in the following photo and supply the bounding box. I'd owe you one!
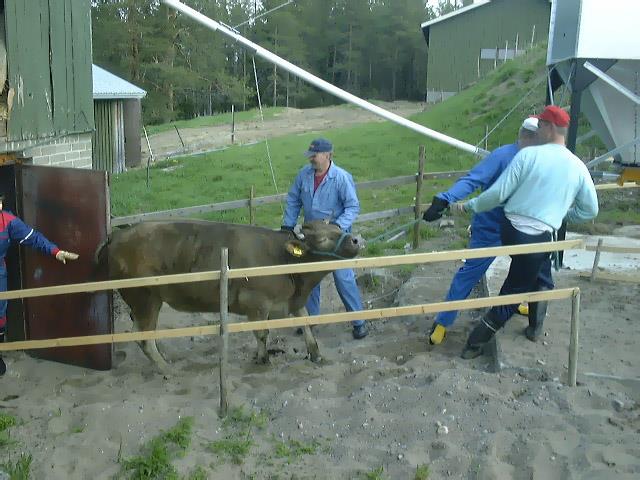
[449,202,468,216]
[55,250,79,264]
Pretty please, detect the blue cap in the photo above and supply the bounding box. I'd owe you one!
[303,138,333,157]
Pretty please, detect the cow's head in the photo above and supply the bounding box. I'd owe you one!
[285,220,360,260]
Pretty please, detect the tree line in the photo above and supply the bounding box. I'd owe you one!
[91,1,464,125]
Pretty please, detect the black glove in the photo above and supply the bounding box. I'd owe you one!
[423,196,449,222]
[280,225,295,232]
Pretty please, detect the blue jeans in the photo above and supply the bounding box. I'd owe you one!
[305,268,365,327]
[489,219,554,327]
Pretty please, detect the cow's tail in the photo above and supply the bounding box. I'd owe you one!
[94,236,111,267]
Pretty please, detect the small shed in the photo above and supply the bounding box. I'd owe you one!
[421,0,551,102]
[92,65,146,174]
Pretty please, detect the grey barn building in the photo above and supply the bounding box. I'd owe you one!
[92,65,146,173]
[421,0,551,102]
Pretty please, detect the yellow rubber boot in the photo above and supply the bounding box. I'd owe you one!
[429,324,447,345]
[517,303,529,316]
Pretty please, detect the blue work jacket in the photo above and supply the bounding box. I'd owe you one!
[437,143,520,243]
[0,211,58,275]
[282,162,360,232]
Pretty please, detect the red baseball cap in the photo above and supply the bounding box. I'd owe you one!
[535,105,570,127]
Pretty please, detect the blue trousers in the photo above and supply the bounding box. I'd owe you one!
[435,223,554,328]
[305,268,365,327]
[0,272,6,334]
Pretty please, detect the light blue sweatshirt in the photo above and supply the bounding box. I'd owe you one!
[465,143,599,230]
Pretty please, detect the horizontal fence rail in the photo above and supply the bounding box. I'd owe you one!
[111,179,639,226]
[0,239,584,301]
[0,288,577,352]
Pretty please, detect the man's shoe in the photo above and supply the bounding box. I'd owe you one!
[517,303,529,316]
[461,314,499,359]
[429,323,447,345]
[524,299,548,342]
[352,323,369,340]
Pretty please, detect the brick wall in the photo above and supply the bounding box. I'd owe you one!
[21,133,92,169]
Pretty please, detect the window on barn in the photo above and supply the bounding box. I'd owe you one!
[480,48,525,61]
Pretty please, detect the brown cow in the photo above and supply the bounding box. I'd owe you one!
[96,219,360,369]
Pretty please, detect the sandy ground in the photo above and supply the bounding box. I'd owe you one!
[144,101,426,161]
[1,229,639,479]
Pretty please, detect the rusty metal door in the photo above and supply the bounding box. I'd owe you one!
[17,164,112,370]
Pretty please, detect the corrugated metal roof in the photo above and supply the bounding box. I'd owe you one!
[420,0,492,29]
[92,64,146,100]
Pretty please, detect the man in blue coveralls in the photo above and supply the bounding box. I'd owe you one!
[0,194,79,375]
[422,117,545,346]
[282,138,368,339]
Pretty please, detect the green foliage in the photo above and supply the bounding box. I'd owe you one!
[121,417,194,479]
[274,438,320,462]
[363,466,385,480]
[0,453,32,480]
[209,406,268,466]
[186,466,207,480]
[415,464,430,480]
[0,413,18,432]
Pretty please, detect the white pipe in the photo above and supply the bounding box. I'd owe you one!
[162,0,488,157]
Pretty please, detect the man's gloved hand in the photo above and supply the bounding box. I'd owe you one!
[422,196,449,222]
[55,250,79,264]
[448,202,468,216]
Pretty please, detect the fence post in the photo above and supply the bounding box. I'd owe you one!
[413,146,425,249]
[568,288,581,387]
[174,125,186,152]
[219,247,230,416]
[249,185,255,225]
[590,238,603,281]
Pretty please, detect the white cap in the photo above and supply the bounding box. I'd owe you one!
[521,117,538,132]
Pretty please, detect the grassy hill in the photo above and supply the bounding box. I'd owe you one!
[111,44,632,236]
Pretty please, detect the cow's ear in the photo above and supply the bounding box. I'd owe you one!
[285,239,308,258]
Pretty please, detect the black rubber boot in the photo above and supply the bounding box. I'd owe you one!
[524,299,548,342]
[461,313,501,359]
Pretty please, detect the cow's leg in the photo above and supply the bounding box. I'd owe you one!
[120,288,167,371]
[248,309,270,364]
[294,307,321,363]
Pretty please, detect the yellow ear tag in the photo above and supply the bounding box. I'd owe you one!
[292,246,304,257]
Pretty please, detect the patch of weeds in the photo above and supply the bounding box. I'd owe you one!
[364,242,383,256]
[1,453,32,480]
[385,240,407,251]
[419,225,439,240]
[186,465,208,480]
[273,438,320,463]
[120,416,194,479]
[363,466,385,480]
[0,413,18,447]
[415,464,430,480]
[209,436,253,465]
[210,406,268,466]
[446,238,469,250]
[70,424,86,434]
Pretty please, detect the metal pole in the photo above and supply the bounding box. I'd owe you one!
[143,126,155,188]
[161,0,488,157]
[413,146,425,250]
[219,247,230,416]
[590,238,603,281]
[174,125,186,152]
[231,104,235,144]
[568,289,580,387]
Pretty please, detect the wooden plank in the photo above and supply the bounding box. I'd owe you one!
[585,244,640,254]
[595,183,640,190]
[577,271,640,283]
[0,288,578,352]
[0,239,584,301]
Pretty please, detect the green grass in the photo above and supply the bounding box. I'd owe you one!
[273,438,320,463]
[209,406,268,466]
[0,413,18,448]
[0,453,32,480]
[363,466,386,480]
[145,107,286,135]
[120,417,194,479]
[112,44,621,233]
[415,464,430,480]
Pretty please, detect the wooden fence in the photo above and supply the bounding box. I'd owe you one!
[0,239,586,415]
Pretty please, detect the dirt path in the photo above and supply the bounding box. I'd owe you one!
[144,100,426,161]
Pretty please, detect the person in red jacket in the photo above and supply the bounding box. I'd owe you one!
[0,194,78,375]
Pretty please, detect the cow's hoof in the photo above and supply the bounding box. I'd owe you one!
[308,352,323,363]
